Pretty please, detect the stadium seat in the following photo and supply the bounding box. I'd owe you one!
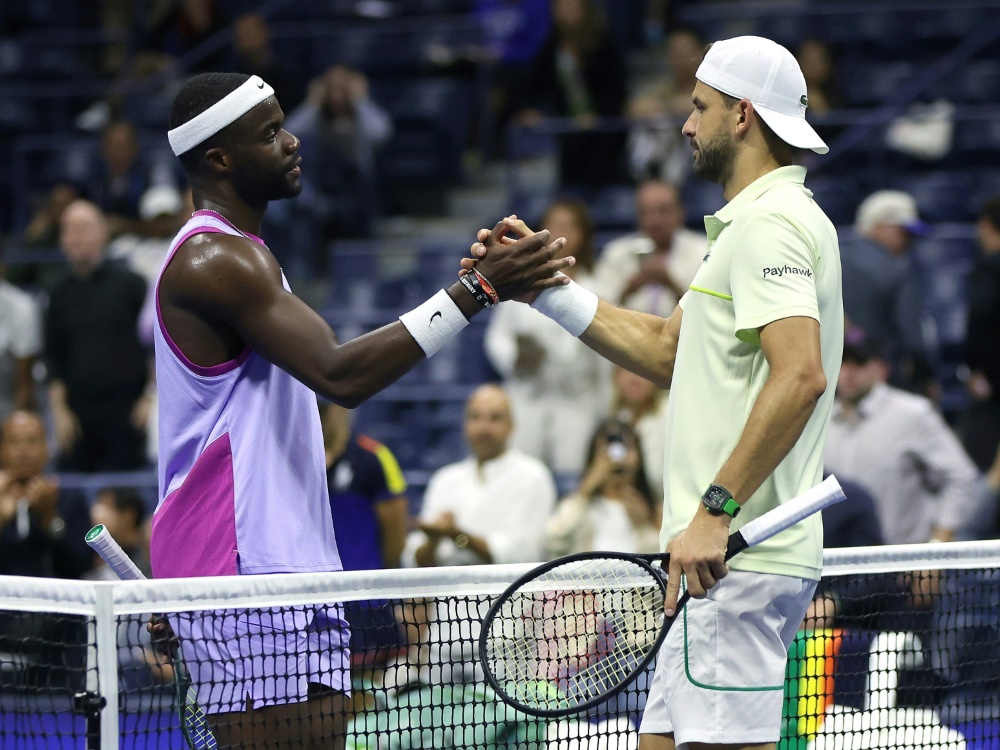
[680,179,724,229]
[949,116,1000,165]
[839,61,918,107]
[894,172,977,224]
[588,184,636,231]
[806,175,861,227]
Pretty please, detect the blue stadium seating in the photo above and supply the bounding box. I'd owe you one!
[895,172,977,224]
[588,184,637,231]
[839,61,918,107]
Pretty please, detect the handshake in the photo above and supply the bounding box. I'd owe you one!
[456,215,574,306]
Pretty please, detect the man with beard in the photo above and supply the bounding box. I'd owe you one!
[469,36,842,750]
[149,72,572,750]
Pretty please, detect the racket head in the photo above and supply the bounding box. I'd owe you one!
[479,551,669,718]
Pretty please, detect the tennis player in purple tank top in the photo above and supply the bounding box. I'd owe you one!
[150,72,575,750]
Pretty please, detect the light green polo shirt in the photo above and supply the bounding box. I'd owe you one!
[660,165,843,581]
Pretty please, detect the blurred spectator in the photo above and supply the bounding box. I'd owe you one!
[0,410,92,692]
[841,190,935,395]
[110,185,188,289]
[820,475,884,550]
[475,0,552,156]
[974,441,1000,538]
[144,0,229,73]
[516,0,627,187]
[82,120,183,238]
[484,198,610,475]
[593,179,706,316]
[402,384,557,568]
[611,365,667,499]
[824,328,981,545]
[84,486,174,688]
[628,27,704,120]
[46,200,151,472]
[626,27,705,183]
[321,400,410,666]
[795,38,842,118]
[86,487,149,579]
[544,418,660,558]
[284,65,393,246]
[803,475,895,632]
[0,265,42,421]
[17,183,84,292]
[959,196,1000,474]
[228,12,305,113]
[795,37,845,147]
[22,184,79,249]
[0,411,92,578]
[321,401,409,571]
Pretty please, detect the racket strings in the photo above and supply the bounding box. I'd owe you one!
[485,557,665,712]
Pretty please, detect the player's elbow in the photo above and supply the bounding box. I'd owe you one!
[793,365,827,407]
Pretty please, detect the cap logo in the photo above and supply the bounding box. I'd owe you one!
[800,94,809,108]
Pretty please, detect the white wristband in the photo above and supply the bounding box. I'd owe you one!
[399,289,469,357]
[530,275,599,337]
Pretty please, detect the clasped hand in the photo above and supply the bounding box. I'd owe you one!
[462,216,573,303]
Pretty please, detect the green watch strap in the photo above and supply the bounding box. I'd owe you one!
[722,496,741,518]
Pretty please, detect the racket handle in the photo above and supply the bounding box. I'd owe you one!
[733,475,845,552]
[86,524,147,581]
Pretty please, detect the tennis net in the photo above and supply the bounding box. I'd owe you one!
[1,541,999,749]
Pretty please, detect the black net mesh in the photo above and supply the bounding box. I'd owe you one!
[0,609,94,748]
[1,565,999,749]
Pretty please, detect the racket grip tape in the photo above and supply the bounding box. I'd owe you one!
[86,524,147,581]
[731,475,845,553]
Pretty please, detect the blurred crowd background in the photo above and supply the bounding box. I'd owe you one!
[3,0,1000,585]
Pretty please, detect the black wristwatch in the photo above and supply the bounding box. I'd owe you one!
[702,484,741,518]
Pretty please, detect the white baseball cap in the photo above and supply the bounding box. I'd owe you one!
[695,35,828,154]
[855,190,929,235]
[138,185,183,221]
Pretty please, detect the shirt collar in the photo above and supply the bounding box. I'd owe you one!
[704,165,809,240]
[835,382,888,422]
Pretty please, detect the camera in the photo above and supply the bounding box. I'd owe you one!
[606,432,628,462]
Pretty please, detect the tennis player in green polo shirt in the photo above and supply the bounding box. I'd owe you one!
[469,35,843,750]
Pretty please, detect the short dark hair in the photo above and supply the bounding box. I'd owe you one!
[170,72,251,171]
[101,487,148,530]
[980,195,1000,231]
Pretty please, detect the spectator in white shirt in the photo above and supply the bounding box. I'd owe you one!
[592,179,707,317]
[402,383,557,568]
[611,365,668,501]
[824,328,981,545]
[0,274,42,422]
[392,384,557,691]
[545,418,660,558]
[484,197,610,476]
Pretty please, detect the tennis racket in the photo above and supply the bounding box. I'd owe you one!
[85,524,218,750]
[479,475,846,718]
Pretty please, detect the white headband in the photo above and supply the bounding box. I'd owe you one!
[168,75,275,156]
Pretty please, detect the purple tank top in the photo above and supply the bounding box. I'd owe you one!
[149,211,342,578]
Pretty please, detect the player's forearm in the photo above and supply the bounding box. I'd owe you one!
[580,301,678,389]
[714,366,826,505]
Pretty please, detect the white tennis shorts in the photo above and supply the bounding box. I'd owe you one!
[639,570,816,747]
[176,604,351,714]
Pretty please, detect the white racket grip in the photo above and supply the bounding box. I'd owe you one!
[738,475,845,548]
[86,524,147,581]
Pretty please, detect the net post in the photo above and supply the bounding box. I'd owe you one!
[73,691,107,750]
[93,583,120,750]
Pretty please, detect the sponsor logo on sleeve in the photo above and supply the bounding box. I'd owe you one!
[762,264,812,279]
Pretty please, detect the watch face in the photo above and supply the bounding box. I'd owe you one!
[703,486,730,511]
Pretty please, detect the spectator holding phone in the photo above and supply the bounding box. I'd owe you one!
[544,418,660,558]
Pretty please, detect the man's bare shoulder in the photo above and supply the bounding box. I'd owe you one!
[163,231,283,308]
